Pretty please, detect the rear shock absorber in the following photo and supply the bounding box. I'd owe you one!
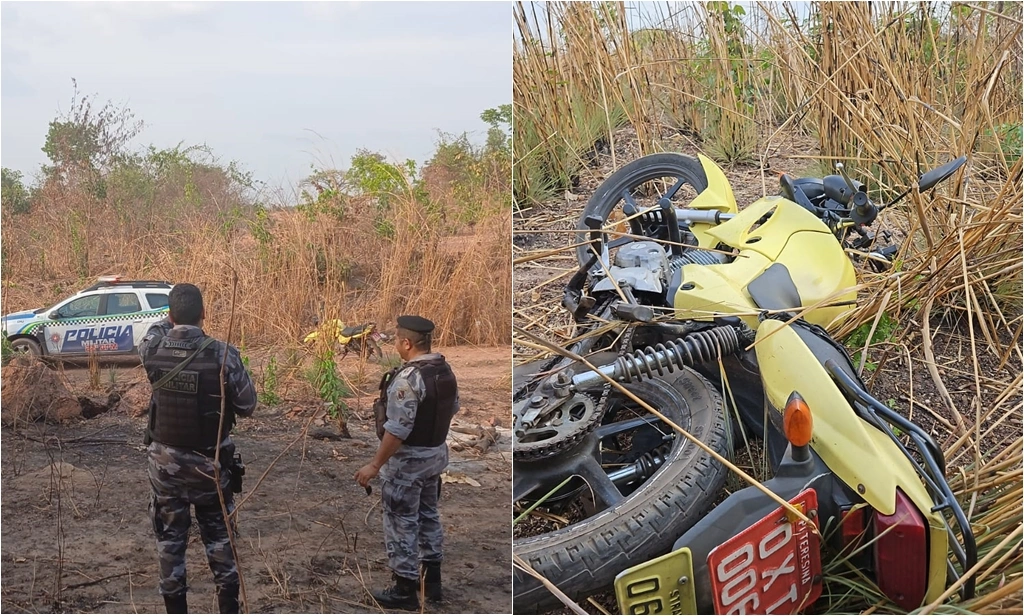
[607,440,673,488]
[571,325,741,390]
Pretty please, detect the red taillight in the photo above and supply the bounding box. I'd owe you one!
[840,505,868,552]
[873,489,928,611]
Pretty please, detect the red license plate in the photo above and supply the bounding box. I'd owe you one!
[707,488,822,614]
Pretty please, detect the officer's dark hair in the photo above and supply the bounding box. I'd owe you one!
[397,327,431,352]
[169,283,204,326]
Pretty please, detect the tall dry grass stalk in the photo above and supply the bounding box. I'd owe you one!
[515,0,1022,346]
[515,2,1021,611]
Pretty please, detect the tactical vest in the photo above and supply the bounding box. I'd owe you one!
[146,331,232,452]
[403,356,458,447]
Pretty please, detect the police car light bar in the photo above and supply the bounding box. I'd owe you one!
[97,275,123,282]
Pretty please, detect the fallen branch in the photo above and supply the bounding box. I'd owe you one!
[61,571,131,591]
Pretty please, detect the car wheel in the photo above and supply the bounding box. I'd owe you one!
[10,337,41,356]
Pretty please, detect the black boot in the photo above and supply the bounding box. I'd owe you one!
[218,585,240,614]
[163,593,188,614]
[423,561,443,603]
[372,573,420,610]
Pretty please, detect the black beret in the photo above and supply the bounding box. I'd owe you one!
[397,315,435,334]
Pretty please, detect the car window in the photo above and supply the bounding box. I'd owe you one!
[59,295,102,318]
[105,293,142,315]
[146,293,170,309]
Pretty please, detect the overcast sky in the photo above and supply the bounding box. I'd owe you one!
[1,1,510,196]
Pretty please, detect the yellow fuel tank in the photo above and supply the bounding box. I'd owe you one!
[673,198,857,330]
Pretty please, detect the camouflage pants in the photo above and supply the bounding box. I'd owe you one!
[148,443,239,598]
[381,475,443,579]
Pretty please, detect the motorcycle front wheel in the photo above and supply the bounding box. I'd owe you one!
[512,367,730,613]
[575,153,709,268]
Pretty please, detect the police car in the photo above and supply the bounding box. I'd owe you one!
[2,277,172,358]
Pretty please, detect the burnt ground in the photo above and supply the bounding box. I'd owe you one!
[1,345,513,614]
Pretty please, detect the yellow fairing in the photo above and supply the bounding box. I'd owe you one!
[673,252,773,329]
[674,198,857,329]
[687,154,738,248]
[303,319,353,345]
[755,319,947,604]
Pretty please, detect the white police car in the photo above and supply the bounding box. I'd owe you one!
[2,277,172,358]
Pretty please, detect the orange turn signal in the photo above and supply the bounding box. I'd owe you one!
[784,391,813,447]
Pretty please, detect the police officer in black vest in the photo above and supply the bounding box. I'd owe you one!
[355,315,460,610]
[140,283,256,614]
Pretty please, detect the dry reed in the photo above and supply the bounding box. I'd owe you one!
[513,2,1022,613]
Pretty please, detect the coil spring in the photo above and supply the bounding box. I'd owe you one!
[613,326,740,383]
[669,249,729,271]
[633,440,673,481]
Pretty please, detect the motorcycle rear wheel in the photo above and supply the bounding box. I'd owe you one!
[512,367,730,613]
[575,153,709,268]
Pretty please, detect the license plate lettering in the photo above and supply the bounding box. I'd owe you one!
[759,523,791,558]
[708,489,822,614]
[717,543,754,580]
[765,583,799,613]
[727,593,760,614]
[761,553,795,591]
[722,568,757,604]
[624,577,665,614]
[615,547,697,616]
[626,577,660,597]
[628,597,663,615]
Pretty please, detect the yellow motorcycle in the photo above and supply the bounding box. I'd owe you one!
[513,153,972,614]
[303,320,389,360]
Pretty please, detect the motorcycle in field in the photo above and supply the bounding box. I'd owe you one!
[512,152,972,613]
[303,320,389,360]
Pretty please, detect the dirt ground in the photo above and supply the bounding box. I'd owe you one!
[0,345,513,614]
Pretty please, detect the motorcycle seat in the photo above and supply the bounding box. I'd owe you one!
[747,263,803,311]
[341,324,368,337]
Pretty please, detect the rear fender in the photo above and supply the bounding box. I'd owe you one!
[754,319,947,603]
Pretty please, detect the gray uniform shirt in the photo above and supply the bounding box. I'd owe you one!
[380,353,460,486]
[140,318,257,450]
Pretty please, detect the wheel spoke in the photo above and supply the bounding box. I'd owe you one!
[607,236,632,250]
[663,177,686,200]
[621,190,640,215]
[512,473,544,503]
[575,456,623,509]
[621,190,648,236]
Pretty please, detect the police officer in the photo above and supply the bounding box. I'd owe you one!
[140,283,256,614]
[354,315,459,610]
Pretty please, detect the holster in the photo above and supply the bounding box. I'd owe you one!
[229,452,245,494]
[373,398,388,441]
[374,367,401,441]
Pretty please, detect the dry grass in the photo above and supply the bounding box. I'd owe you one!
[514,2,1022,613]
[1,192,511,352]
